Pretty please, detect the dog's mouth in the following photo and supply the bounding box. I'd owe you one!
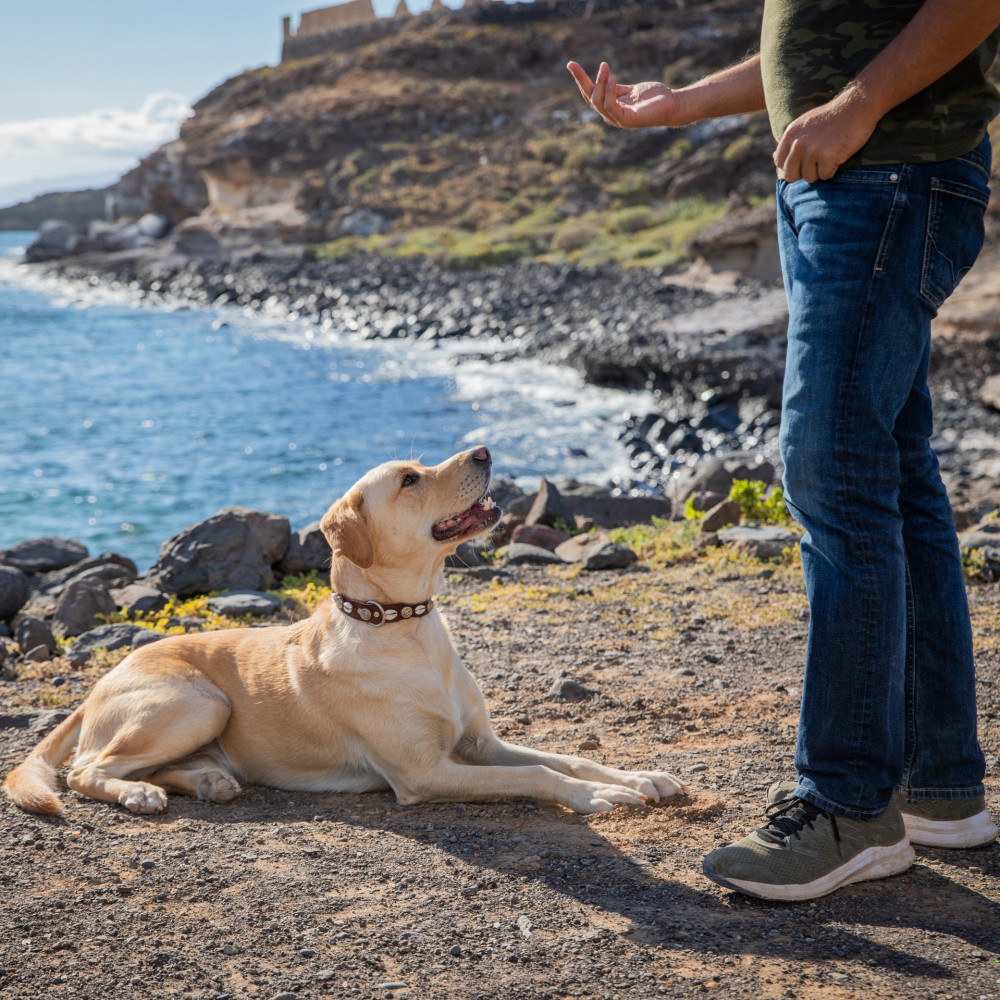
[432,494,502,542]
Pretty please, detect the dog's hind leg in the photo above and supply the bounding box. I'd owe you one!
[147,742,242,803]
[67,680,232,814]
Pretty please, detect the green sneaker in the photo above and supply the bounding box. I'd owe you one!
[893,792,998,849]
[703,794,914,901]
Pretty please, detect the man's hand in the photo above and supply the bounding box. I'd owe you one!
[774,85,880,182]
[567,61,685,129]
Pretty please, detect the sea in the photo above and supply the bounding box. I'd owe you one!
[0,231,653,573]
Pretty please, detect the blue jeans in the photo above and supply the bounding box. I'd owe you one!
[777,134,991,821]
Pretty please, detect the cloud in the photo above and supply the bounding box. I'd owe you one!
[0,92,192,165]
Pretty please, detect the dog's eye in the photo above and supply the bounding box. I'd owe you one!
[401,472,419,488]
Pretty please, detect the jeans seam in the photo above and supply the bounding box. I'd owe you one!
[839,176,906,784]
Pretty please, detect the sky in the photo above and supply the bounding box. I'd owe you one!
[0,0,469,207]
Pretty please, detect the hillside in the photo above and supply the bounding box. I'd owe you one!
[9,1,777,271]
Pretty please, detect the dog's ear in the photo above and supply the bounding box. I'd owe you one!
[321,490,374,569]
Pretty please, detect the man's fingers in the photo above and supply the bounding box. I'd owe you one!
[566,61,595,101]
[603,71,621,121]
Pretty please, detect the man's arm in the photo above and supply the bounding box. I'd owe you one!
[777,0,1000,182]
[567,55,765,130]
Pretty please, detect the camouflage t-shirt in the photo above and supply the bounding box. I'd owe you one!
[760,0,1000,165]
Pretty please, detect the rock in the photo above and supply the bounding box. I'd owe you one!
[340,208,391,236]
[111,583,170,615]
[16,617,56,657]
[555,534,638,570]
[35,552,138,596]
[525,478,576,529]
[959,517,1000,577]
[52,577,117,638]
[667,452,776,508]
[979,374,1000,411]
[554,480,672,526]
[147,507,291,596]
[718,525,799,560]
[0,709,71,733]
[67,623,146,666]
[22,645,50,663]
[548,676,596,701]
[131,630,166,650]
[0,536,88,574]
[277,521,331,574]
[444,541,488,568]
[136,212,170,239]
[701,499,743,533]
[511,524,571,551]
[24,219,80,262]
[505,543,564,566]
[0,566,30,621]
[207,591,282,617]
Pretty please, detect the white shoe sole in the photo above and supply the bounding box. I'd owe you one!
[706,840,916,902]
[903,810,998,849]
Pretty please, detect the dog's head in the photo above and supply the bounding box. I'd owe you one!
[320,446,501,596]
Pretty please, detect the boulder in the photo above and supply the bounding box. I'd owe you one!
[667,452,776,508]
[444,541,488,568]
[718,525,800,560]
[505,543,565,566]
[67,623,146,666]
[979,375,1000,412]
[207,590,282,617]
[554,480,672,526]
[340,208,391,236]
[0,536,88,574]
[35,552,137,595]
[111,583,170,615]
[0,566,30,621]
[511,524,571,551]
[136,212,170,239]
[277,521,331,574]
[147,507,291,596]
[525,478,576,529]
[959,517,1000,577]
[15,617,56,657]
[52,578,117,638]
[701,499,743,533]
[555,534,638,571]
[548,676,596,701]
[132,630,166,650]
[24,219,80,262]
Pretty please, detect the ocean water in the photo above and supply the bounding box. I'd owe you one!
[0,232,652,572]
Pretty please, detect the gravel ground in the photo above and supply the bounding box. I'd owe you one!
[2,556,998,1000]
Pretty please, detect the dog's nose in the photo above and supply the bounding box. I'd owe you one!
[471,446,491,464]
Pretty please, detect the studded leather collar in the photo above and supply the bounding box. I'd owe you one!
[333,593,434,627]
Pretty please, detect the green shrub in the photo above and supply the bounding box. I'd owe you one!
[729,479,789,524]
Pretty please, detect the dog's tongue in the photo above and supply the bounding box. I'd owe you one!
[432,497,499,540]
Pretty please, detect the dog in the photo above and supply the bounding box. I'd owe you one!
[5,446,685,816]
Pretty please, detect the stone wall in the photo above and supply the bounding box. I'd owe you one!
[280,0,658,63]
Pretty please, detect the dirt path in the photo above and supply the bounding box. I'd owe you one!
[1,557,998,1000]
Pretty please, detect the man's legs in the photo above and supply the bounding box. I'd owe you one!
[703,139,993,899]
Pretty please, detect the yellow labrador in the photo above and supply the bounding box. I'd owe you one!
[5,446,684,816]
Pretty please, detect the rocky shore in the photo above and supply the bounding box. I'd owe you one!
[28,222,1000,525]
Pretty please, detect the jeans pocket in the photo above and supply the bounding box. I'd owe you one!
[920,178,988,310]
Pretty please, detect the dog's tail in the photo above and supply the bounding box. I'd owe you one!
[4,707,84,815]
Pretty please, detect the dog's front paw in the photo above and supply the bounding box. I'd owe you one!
[624,770,688,802]
[120,783,168,814]
[564,780,648,814]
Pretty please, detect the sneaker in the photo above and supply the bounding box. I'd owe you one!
[702,794,914,901]
[894,792,998,849]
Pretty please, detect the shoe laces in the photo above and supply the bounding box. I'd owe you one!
[758,795,842,855]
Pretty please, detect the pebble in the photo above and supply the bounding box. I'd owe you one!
[688,763,709,773]
[299,948,315,957]
[272,993,299,1000]
[317,970,336,981]
[449,944,462,957]
[377,984,409,992]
